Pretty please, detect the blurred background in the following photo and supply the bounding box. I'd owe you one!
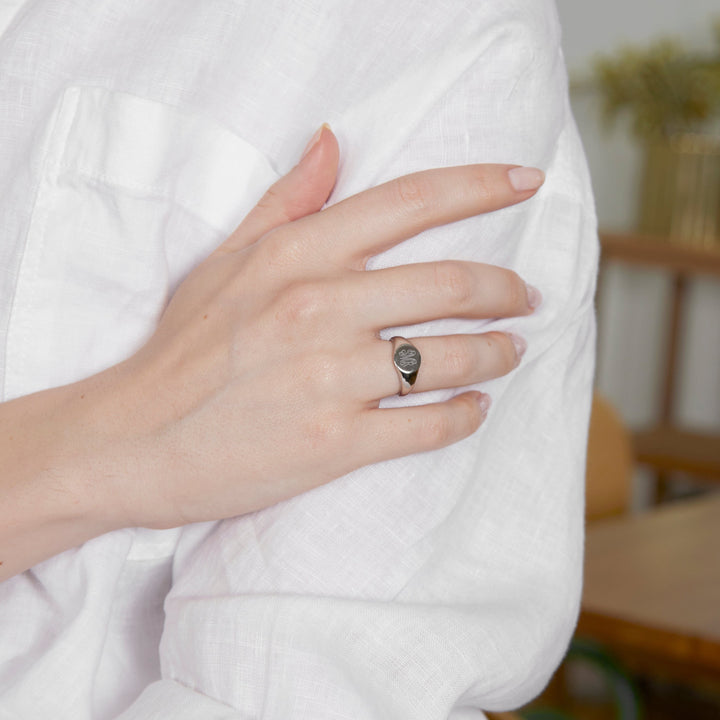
[502,1,720,719]
[561,0,720,485]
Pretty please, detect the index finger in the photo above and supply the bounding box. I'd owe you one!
[284,164,544,269]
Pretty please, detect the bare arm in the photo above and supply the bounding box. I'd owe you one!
[0,361,147,580]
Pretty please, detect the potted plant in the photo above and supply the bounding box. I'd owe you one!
[592,21,720,246]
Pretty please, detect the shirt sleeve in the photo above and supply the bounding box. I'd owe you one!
[117,2,598,718]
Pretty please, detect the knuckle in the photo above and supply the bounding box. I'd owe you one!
[470,168,500,206]
[304,352,343,394]
[304,406,346,450]
[419,408,455,448]
[276,281,325,327]
[485,331,518,371]
[501,270,526,311]
[444,336,476,381]
[501,333,521,369]
[452,394,482,438]
[255,186,294,226]
[392,172,437,219]
[436,261,475,310]
[259,228,304,269]
[463,395,484,433]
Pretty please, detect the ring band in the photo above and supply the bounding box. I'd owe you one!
[390,336,421,396]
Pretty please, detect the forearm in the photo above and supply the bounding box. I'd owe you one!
[0,366,133,580]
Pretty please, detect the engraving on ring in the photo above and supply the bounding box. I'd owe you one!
[394,345,421,373]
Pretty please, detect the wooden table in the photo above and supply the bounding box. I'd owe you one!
[578,493,720,684]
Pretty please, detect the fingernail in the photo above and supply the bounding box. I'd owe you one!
[477,393,492,419]
[508,166,545,192]
[507,333,527,366]
[525,283,542,310]
[301,122,331,160]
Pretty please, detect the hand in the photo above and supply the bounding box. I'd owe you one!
[91,126,544,530]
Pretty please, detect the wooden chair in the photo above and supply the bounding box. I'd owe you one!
[585,391,634,520]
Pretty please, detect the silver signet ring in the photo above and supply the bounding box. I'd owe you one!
[390,336,421,396]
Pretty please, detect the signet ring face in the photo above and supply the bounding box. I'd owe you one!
[390,336,421,396]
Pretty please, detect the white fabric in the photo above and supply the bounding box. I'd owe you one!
[0,1,597,718]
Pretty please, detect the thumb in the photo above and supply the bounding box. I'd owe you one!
[220,124,339,252]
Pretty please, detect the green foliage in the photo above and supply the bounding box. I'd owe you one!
[592,23,720,139]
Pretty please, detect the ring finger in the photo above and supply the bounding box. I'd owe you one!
[361,331,526,401]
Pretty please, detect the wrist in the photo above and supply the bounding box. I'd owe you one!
[48,362,156,534]
[0,366,148,579]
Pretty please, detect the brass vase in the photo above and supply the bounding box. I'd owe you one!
[639,134,720,247]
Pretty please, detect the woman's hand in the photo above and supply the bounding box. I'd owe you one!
[0,126,544,579]
[103,126,544,529]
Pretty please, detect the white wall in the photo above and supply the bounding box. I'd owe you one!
[554,0,720,437]
[557,0,720,65]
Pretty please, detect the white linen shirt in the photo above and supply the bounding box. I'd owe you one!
[0,1,598,718]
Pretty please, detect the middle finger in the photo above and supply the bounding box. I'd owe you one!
[345,260,539,330]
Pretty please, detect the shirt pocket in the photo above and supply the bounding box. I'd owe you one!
[4,85,279,401]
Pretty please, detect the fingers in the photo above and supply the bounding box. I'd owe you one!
[218,124,339,253]
[281,163,544,269]
[358,391,492,462]
[346,260,540,329]
[362,332,525,400]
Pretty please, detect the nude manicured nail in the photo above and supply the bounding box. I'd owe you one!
[525,283,542,309]
[477,393,492,419]
[507,333,527,366]
[508,166,545,192]
[301,122,331,160]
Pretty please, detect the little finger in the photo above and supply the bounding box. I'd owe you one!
[358,391,492,462]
